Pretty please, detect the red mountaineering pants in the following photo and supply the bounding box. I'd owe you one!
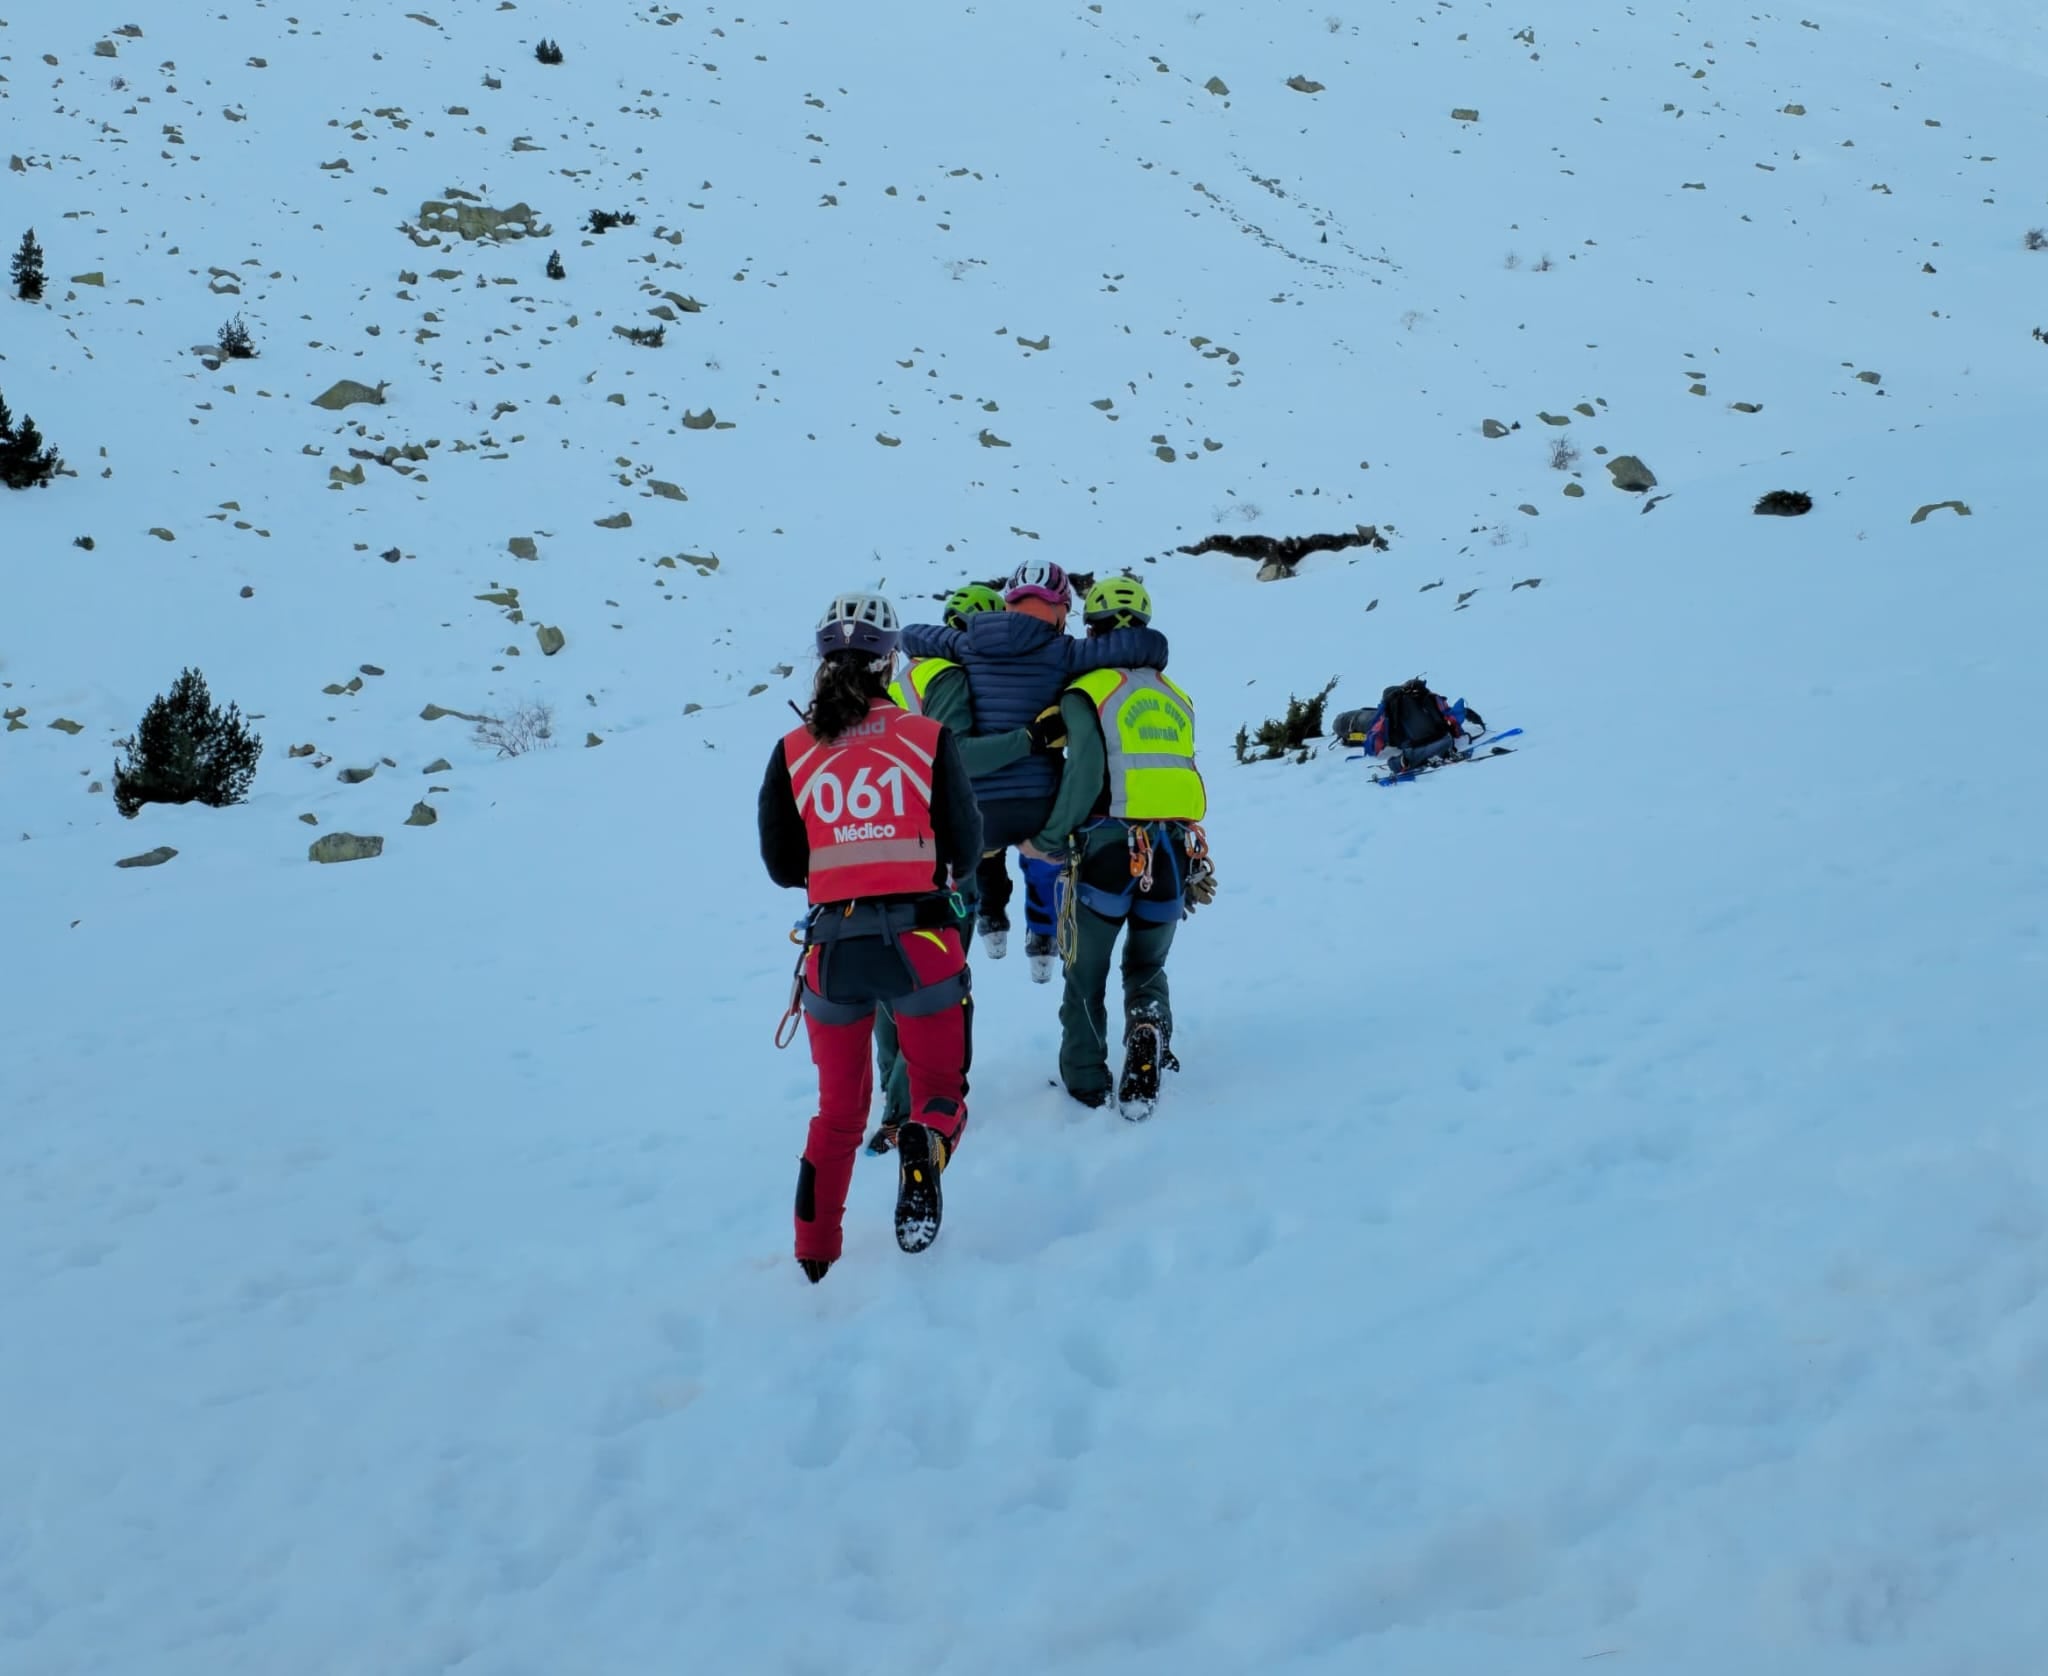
[795,910,971,1264]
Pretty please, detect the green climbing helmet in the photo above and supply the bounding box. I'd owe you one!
[1082,574,1153,629]
[942,582,1007,629]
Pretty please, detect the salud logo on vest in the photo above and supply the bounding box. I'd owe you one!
[832,820,900,842]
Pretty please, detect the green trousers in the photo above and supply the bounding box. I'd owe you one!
[1058,905,1175,1099]
[1057,821,1185,1100]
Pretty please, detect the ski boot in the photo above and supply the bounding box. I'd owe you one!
[1025,931,1058,985]
[893,1122,948,1254]
[977,914,1009,961]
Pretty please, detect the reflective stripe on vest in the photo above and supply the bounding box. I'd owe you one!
[782,702,943,904]
[1070,668,1207,821]
[886,656,958,717]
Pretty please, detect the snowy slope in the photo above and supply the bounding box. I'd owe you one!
[4,1,2047,1671]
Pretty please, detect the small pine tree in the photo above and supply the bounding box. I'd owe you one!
[112,668,263,818]
[535,38,564,64]
[0,387,12,438]
[1236,678,1339,762]
[217,314,258,359]
[11,228,45,301]
[0,412,62,489]
[546,249,565,280]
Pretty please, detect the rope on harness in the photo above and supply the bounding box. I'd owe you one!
[1057,842,1083,972]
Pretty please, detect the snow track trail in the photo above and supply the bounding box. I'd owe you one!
[3,1,2046,1670]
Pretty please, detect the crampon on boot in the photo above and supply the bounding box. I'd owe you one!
[977,915,1009,961]
[1025,931,1058,985]
[893,1122,948,1253]
[1117,1022,1172,1121]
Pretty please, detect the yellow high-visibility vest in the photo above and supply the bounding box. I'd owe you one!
[1069,668,1206,821]
[886,656,958,716]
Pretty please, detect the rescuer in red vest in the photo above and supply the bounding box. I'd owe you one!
[757,592,985,1283]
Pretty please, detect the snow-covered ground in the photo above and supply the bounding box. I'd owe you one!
[3,2,2046,1670]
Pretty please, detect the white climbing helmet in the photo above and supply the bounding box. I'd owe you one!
[815,591,900,666]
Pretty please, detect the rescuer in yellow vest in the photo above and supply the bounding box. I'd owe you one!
[1021,576,1215,1118]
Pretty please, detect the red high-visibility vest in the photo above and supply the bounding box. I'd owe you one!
[782,701,943,904]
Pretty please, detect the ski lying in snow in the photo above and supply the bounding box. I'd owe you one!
[893,1122,944,1254]
[1374,746,1514,787]
[1372,727,1522,787]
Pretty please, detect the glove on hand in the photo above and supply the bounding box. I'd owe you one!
[1027,705,1069,755]
[1183,856,1219,913]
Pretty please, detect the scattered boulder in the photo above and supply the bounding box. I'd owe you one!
[299,813,318,825]
[1286,75,1326,94]
[115,846,178,869]
[508,536,539,559]
[1606,455,1658,492]
[312,379,388,411]
[1563,482,1586,498]
[418,199,544,241]
[1910,500,1972,523]
[585,732,604,747]
[309,832,384,864]
[595,512,632,530]
[49,718,85,735]
[404,801,438,827]
[420,703,492,722]
[1481,419,1511,439]
[1451,107,1480,122]
[536,625,566,656]
[337,765,377,783]
[422,757,453,774]
[1205,77,1230,96]
[648,480,686,501]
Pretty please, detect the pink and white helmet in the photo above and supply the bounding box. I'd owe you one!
[1004,559,1071,608]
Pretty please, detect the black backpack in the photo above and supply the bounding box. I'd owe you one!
[1379,678,1482,766]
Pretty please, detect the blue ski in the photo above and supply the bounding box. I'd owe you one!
[1372,728,1522,786]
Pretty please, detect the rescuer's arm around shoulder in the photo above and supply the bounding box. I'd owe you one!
[927,726,984,882]
[1030,690,1106,859]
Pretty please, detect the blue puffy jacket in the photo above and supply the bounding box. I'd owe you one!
[901,613,1170,800]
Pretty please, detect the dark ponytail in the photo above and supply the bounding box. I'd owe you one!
[804,649,889,742]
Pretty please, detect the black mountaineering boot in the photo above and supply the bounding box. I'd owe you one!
[893,1122,947,1254]
[1025,931,1058,985]
[1118,1022,1164,1121]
